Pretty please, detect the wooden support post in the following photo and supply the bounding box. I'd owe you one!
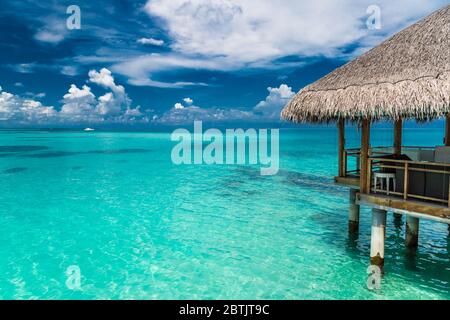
[394,119,403,156]
[405,215,419,248]
[448,175,450,208]
[445,115,450,146]
[338,119,345,177]
[349,189,360,233]
[404,162,409,200]
[360,120,371,194]
[370,208,387,269]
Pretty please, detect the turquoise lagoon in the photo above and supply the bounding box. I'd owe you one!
[0,127,449,300]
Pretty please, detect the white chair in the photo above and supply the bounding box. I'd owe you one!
[373,172,396,195]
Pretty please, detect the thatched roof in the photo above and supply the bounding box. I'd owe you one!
[282,5,450,123]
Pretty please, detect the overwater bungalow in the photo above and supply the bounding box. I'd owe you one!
[282,5,450,268]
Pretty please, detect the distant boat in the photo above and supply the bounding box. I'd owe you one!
[84,128,95,132]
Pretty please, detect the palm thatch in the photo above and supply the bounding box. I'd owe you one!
[282,5,450,124]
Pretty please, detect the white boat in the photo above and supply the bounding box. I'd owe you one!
[84,128,95,132]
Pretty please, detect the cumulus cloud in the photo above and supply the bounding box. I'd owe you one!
[156,83,297,125]
[60,84,97,117]
[0,86,56,123]
[157,105,253,125]
[183,97,193,105]
[174,102,184,110]
[254,84,295,119]
[88,68,131,115]
[137,38,165,46]
[157,97,255,125]
[89,68,124,93]
[0,68,146,125]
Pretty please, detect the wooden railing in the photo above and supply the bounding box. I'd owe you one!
[368,157,450,207]
[343,146,436,178]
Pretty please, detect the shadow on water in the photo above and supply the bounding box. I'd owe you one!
[23,148,152,158]
[0,146,50,155]
[232,166,347,197]
[278,169,347,197]
[2,167,28,174]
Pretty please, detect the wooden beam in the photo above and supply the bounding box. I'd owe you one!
[334,176,360,187]
[358,193,450,219]
[338,118,345,177]
[446,115,450,146]
[360,119,371,194]
[394,119,402,156]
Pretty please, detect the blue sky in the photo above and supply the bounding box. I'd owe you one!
[0,0,447,127]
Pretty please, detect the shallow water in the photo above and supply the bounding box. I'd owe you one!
[0,127,449,299]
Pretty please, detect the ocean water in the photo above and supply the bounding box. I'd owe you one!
[0,127,449,300]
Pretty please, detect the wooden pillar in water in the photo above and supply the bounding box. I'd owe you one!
[338,119,345,177]
[349,189,360,232]
[394,119,402,156]
[393,119,403,219]
[445,115,450,146]
[405,215,419,248]
[370,208,387,268]
[360,120,371,194]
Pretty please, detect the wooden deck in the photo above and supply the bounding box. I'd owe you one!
[334,174,450,223]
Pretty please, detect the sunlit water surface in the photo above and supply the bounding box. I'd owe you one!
[0,127,449,299]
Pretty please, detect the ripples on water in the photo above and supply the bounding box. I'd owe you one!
[0,128,449,299]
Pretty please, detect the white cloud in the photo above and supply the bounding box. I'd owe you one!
[89,68,124,93]
[142,0,445,69]
[61,65,79,76]
[124,106,143,117]
[137,38,165,46]
[174,102,184,110]
[34,17,67,44]
[0,68,150,125]
[14,82,24,87]
[0,87,56,122]
[174,97,194,110]
[60,84,97,116]
[35,31,65,44]
[111,53,220,88]
[88,68,132,115]
[10,63,36,74]
[100,0,446,88]
[254,84,295,119]
[156,83,297,124]
[157,105,253,125]
[157,96,255,124]
[183,97,193,105]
